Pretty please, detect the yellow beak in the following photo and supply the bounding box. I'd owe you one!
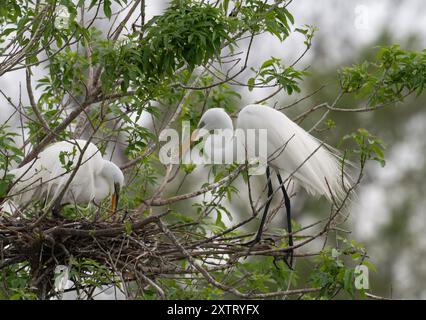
[111,193,117,212]
[111,182,120,213]
[180,129,201,157]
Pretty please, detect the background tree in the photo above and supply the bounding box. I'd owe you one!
[0,0,424,299]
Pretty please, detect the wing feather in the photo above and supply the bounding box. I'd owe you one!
[237,104,352,202]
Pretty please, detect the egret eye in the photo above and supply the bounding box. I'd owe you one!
[198,121,205,129]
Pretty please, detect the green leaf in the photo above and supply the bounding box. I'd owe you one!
[103,0,112,19]
[247,77,255,91]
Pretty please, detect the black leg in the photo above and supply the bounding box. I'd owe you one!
[51,200,64,219]
[244,166,274,246]
[276,173,294,268]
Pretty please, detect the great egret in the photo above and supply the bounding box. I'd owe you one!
[8,139,124,217]
[192,104,351,265]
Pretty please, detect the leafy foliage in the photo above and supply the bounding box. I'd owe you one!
[343,128,386,167]
[0,263,36,300]
[248,57,306,94]
[0,126,23,197]
[309,237,374,299]
[238,0,294,41]
[339,45,426,106]
[141,0,231,77]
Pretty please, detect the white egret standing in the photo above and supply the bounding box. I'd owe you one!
[191,104,352,266]
[8,139,124,217]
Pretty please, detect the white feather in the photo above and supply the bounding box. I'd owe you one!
[8,139,124,209]
[238,104,351,201]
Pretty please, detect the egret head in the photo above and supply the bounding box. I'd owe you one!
[102,161,124,212]
[192,108,233,141]
[180,108,234,158]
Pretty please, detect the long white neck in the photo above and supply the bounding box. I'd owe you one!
[100,161,124,186]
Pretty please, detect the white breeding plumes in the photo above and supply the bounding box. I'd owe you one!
[8,139,124,214]
[194,104,353,267]
[238,104,352,201]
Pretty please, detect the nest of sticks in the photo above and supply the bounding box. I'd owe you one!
[0,209,302,299]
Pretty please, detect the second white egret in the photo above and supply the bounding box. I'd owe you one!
[8,139,124,217]
[192,104,352,266]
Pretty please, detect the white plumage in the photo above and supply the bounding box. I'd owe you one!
[238,104,351,201]
[8,139,124,211]
[196,104,351,202]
